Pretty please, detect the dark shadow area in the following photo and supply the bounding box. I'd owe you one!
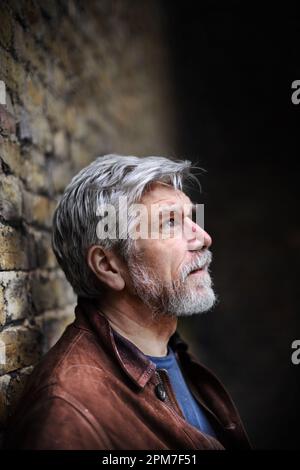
[161,1,300,449]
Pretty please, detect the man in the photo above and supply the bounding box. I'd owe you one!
[5,154,251,449]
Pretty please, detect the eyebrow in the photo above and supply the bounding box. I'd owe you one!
[157,202,196,217]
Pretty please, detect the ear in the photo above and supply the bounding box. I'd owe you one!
[86,245,125,291]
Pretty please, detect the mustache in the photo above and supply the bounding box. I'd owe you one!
[180,250,212,280]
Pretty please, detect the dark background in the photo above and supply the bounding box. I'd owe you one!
[162,1,300,449]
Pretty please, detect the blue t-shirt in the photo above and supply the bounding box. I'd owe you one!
[147,346,216,438]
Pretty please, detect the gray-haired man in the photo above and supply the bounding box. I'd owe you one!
[5,155,251,450]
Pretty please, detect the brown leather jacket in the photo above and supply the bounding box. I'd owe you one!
[5,297,251,450]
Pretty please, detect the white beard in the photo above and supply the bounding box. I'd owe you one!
[127,249,217,319]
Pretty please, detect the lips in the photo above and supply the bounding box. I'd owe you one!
[189,268,202,275]
[189,267,203,275]
[189,263,208,275]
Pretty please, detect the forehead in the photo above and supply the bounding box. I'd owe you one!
[140,182,192,208]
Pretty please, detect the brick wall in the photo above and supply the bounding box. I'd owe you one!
[0,0,175,444]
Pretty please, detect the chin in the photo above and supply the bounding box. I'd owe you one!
[171,287,216,318]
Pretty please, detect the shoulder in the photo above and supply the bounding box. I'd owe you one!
[11,321,112,418]
[4,323,113,449]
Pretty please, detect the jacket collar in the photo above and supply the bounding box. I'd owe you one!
[74,296,188,390]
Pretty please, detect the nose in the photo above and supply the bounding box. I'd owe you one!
[186,220,212,251]
[201,227,212,250]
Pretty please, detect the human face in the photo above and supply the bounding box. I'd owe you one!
[126,182,216,318]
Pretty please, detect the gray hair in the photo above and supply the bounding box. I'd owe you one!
[51,154,201,299]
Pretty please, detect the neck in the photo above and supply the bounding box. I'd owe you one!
[97,293,177,357]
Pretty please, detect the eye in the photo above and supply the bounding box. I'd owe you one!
[162,217,175,228]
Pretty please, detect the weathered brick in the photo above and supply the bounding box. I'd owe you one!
[48,63,67,95]
[14,21,46,75]
[1,272,30,323]
[35,305,75,353]
[10,0,42,34]
[37,235,57,269]
[16,107,33,144]
[70,140,92,170]
[0,325,42,375]
[0,224,30,270]
[13,20,29,58]
[30,271,75,314]
[21,145,45,166]
[0,174,23,221]
[30,112,53,154]
[0,366,33,428]
[0,375,10,427]
[27,227,57,269]
[22,159,51,194]
[22,75,44,112]
[0,285,5,328]
[23,191,56,229]
[0,139,22,176]
[0,5,13,50]
[44,92,66,129]
[0,49,26,95]
[64,105,77,134]
[6,365,34,416]
[53,130,69,160]
[48,38,72,71]
[3,89,14,117]
[0,104,16,136]
[49,160,73,193]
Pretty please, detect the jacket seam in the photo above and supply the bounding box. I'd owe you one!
[51,328,86,377]
[41,391,105,441]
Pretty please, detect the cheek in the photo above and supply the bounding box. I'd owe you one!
[137,238,186,279]
[171,242,187,277]
[148,250,169,275]
[157,241,186,280]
